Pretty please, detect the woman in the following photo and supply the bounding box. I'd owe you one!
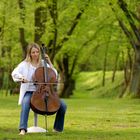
[11,43,67,135]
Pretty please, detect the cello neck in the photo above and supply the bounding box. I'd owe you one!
[40,44,48,83]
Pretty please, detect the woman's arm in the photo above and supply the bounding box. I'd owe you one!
[11,61,27,82]
[45,54,58,77]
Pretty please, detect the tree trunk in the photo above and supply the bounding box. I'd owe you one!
[60,78,75,98]
[57,53,75,98]
[119,49,133,97]
[117,0,140,97]
[47,0,58,60]
[45,1,90,97]
[18,0,28,58]
[102,33,112,86]
[34,0,47,44]
[130,46,140,97]
[102,44,108,86]
[111,0,140,97]
[112,51,120,82]
[19,28,28,58]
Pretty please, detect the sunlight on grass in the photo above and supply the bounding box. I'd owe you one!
[0,71,140,139]
[1,95,140,139]
[0,96,140,139]
[74,71,123,98]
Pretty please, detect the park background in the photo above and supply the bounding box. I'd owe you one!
[0,0,140,139]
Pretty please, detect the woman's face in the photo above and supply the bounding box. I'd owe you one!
[30,47,40,61]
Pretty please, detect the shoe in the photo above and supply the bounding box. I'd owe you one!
[52,129,62,133]
[19,129,26,135]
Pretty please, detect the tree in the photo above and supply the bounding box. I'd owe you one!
[18,0,28,58]
[110,0,140,97]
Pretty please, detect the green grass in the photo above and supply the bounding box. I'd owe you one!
[0,95,140,140]
[0,71,140,139]
[74,71,124,98]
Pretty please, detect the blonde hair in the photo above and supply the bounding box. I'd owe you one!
[25,43,41,64]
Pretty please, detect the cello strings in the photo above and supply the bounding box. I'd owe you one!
[23,81,64,85]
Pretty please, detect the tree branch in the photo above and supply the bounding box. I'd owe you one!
[56,2,90,53]
[110,2,136,50]
[118,0,140,42]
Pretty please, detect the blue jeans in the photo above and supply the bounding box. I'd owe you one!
[19,91,67,132]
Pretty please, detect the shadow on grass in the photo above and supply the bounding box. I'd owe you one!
[0,127,140,140]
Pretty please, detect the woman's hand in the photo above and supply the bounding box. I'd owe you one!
[20,77,28,83]
[45,54,49,60]
[45,54,53,68]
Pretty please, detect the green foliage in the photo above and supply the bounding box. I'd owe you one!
[0,0,137,64]
[0,0,139,93]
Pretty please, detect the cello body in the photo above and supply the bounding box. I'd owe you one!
[30,67,60,115]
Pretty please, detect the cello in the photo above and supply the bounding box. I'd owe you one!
[30,45,60,115]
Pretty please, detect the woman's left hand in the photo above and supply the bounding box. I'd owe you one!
[45,54,49,60]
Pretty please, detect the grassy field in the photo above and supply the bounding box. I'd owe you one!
[0,95,140,140]
[0,71,140,140]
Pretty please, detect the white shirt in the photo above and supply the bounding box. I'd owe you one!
[11,60,58,105]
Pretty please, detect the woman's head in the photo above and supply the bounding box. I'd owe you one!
[25,43,41,63]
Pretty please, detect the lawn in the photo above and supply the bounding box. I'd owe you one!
[0,71,140,140]
[0,95,140,140]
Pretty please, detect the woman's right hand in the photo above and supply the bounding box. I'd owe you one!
[20,77,28,83]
